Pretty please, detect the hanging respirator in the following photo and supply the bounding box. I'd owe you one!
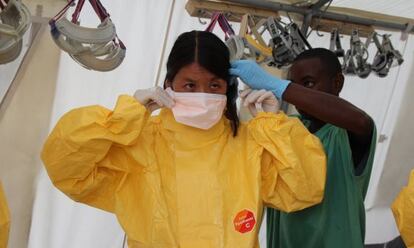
[223,14,273,64]
[50,0,125,72]
[266,17,311,68]
[329,28,345,64]
[343,29,371,78]
[370,32,404,77]
[0,0,31,64]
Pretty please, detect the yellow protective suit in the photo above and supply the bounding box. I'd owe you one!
[42,95,326,248]
[392,170,414,248]
[0,182,10,248]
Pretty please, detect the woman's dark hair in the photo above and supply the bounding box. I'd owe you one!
[164,30,239,136]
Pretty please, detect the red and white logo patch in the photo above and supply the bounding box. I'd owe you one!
[233,209,256,233]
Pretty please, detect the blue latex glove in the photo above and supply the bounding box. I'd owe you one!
[229,60,291,99]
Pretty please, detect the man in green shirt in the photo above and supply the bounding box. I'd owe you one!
[230,48,376,248]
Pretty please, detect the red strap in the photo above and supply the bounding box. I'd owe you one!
[51,0,75,22]
[217,14,235,40]
[116,35,126,49]
[71,0,85,23]
[205,13,235,40]
[205,12,220,32]
[53,0,109,24]
[0,0,8,9]
[89,0,109,22]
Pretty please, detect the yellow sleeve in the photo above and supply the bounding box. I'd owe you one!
[392,170,414,247]
[0,182,10,248]
[41,95,150,213]
[248,112,326,213]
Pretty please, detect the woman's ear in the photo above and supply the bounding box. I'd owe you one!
[164,80,172,90]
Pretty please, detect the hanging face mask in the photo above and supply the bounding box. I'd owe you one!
[165,88,227,130]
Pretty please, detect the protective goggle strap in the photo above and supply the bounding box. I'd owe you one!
[89,0,110,22]
[69,0,109,24]
[292,23,312,49]
[205,12,220,33]
[0,0,9,10]
[115,34,125,49]
[370,32,384,54]
[205,13,234,40]
[217,14,235,39]
[71,0,86,23]
[50,0,75,22]
[0,0,6,10]
[329,29,336,51]
[336,30,343,50]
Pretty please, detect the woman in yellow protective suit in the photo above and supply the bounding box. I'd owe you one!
[392,170,414,247]
[42,31,326,248]
[0,182,10,248]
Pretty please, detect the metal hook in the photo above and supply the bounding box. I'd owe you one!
[197,9,212,25]
[198,16,207,25]
[223,11,242,22]
[316,28,324,37]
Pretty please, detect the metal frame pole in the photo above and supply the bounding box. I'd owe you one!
[225,0,414,33]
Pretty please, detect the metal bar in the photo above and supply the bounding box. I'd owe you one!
[225,0,414,33]
[311,0,331,10]
[225,0,310,15]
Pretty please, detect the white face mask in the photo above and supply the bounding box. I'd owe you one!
[166,88,227,130]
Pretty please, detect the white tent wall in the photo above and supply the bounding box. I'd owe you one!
[24,0,413,248]
[0,26,61,248]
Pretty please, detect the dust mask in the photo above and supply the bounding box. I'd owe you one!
[166,88,227,130]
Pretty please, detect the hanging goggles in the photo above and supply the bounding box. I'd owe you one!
[50,0,126,72]
[343,29,371,78]
[370,32,404,77]
[240,15,273,64]
[0,0,31,64]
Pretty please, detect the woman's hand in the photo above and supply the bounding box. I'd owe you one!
[134,86,175,112]
[240,89,280,117]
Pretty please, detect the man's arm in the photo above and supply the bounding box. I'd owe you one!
[283,83,374,168]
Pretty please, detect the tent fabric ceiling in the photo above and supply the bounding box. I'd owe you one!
[264,0,414,19]
[332,0,414,19]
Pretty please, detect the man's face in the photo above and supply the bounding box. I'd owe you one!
[288,57,341,119]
